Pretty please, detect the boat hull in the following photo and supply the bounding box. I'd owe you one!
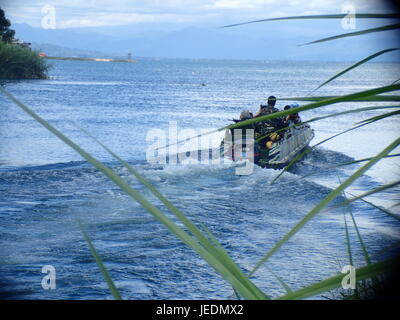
[168,124,314,170]
[220,123,314,169]
[256,123,314,169]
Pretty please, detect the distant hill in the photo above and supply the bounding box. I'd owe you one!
[12,22,400,62]
[30,42,121,59]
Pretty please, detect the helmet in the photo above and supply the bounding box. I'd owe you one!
[267,96,277,106]
[240,110,252,120]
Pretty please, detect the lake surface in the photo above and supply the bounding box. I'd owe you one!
[0,58,399,299]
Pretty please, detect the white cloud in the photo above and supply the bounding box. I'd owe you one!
[211,0,263,9]
[58,13,156,28]
[1,0,390,28]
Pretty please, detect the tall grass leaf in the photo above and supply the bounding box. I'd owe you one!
[156,84,400,151]
[341,207,361,299]
[375,243,400,257]
[337,189,400,222]
[303,24,400,45]
[255,105,400,144]
[198,222,263,300]
[313,49,400,92]
[337,180,371,266]
[356,109,400,124]
[348,206,371,265]
[220,14,400,28]
[356,197,400,222]
[266,267,293,295]
[276,257,398,300]
[226,84,400,130]
[341,176,369,298]
[79,222,122,300]
[305,106,400,124]
[0,87,266,300]
[272,106,400,184]
[154,128,220,151]
[250,138,400,276]
[343,212,353,266]
[279,95,400,103]
[271,122,369,184]
[333,180,400,209]
[72,124,267,298]
[297,153,400,181]
[328,153,400,168]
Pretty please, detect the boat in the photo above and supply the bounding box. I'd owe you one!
[220,121,314,169]
[169,114,314,170]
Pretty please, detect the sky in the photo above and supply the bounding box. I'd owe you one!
[1,0,399,61]
[1,0,392,29]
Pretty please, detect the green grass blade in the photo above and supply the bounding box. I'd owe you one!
[155,84,400,151]
[276,257,398,300]
[1,87,266,300]
[227,84,400,130]
[279,95,400,103]
[340,206,361,298]
[313,49,400,92]
[72,124,267,299]
[271,122,368,184]
[348,207,371,265]
[328,153,400,168]
[303,24,400,45]
[271,147,311,184]
[375,243,400,257]
[338,183,371,266]
[266,267,293,295]
[221,16,400,45]
[343,212,353,267]
[356,109,400,124]
[305,106,400,124]
[271,106,399,184]
[198,222,269,299]
[250,138,400,276]
[220,14,400,28]
[355,197,400,222]
[392,78,400,85]
[298,153,400,181]
[333,180,400,210]
[154,128,220,151]
[255,105,399,144]
[79,222,122,300]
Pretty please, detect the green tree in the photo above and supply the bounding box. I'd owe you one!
[0,8,15,43]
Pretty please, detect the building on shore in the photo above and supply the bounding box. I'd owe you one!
[12,38,31,49]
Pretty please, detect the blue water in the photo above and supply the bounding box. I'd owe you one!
[0,59,399,299]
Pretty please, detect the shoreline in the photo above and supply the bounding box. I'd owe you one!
[43,56,136,63]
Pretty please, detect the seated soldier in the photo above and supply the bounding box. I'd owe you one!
[254,96,278,117]
[284,105,301,125]
[254,96,285,135]
[221,110,255,159]
[240,110,253,120]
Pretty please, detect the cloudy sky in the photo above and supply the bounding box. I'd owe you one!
[1,0,390,29]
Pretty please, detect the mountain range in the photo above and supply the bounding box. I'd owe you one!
[12,21,400,61]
